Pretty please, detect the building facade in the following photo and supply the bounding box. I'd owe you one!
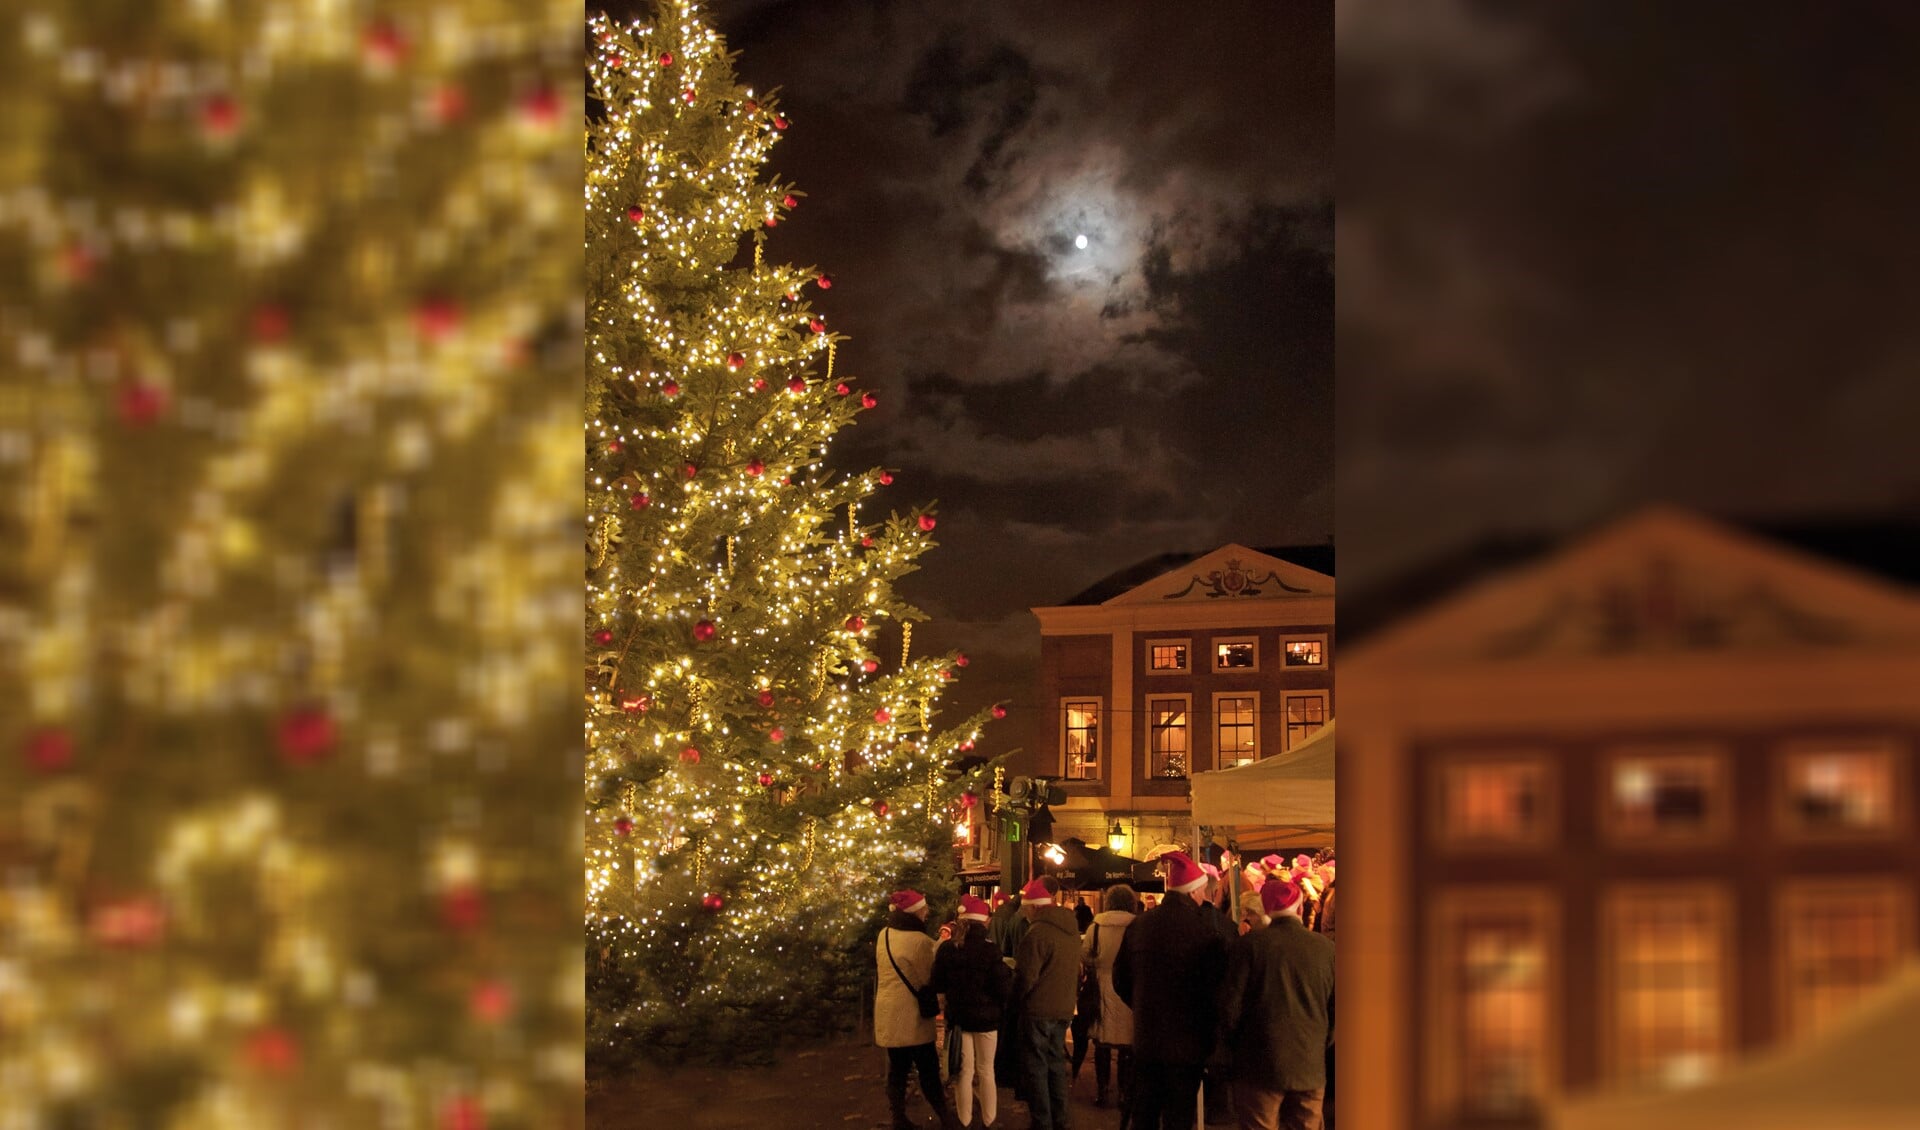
[1341,508,1920,1130]
[1027,544,1335,861]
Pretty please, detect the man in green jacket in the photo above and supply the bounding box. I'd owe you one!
[1218,878,1335,1130]
[1014,876,1081,1130]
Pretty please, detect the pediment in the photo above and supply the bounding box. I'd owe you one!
[1106,543,1334,606]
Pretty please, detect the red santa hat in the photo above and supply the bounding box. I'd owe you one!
[1163,851,1207,894]
[1200,862,1221,880]
[991,891,1009,908]
[1019,878,1054,905]
[958,894,992,922]
[1261,854,1286,873]
[889,889,927,915]
[1261,878,1303,916]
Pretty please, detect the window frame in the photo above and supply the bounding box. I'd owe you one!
[1144,637,1192,676]
[1775,878,1915,1042]
[1599,743,1732,848]
[1281,690,1331,751]
[1280,632,1330,670]
[1424,885,1561,1123]
[1432,752,1559,852]
[1059,696,1104,781]
[1210,634,1261,674]
[1144,692,1194,780]
[1775,738,1909,842]
[1599,882,1736,1090]
[1210,690,1261,770]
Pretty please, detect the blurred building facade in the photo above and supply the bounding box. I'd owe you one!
[1341,507,1920,1130]
[1026,543,1336,864]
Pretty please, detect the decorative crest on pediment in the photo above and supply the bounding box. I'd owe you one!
[1162,558,1311,600]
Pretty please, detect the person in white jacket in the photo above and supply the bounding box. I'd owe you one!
[875,889,964,1130]
[1082,883,1139,1109]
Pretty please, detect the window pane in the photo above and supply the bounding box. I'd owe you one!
[1611,756,1717,837]
[1149,644,1187,671]
[1216,695,1256,768]
[1456,917,1548,1115]
[1149,699,1189,778]
[1064,701,1100,780]
[1787,751,1895,832]
[1286,695,1328,746]
[1215,641,1255,669]
[1445,762,1545,842]
[1285,639,1323,666]
[1783,886,1908,1039]
[1610,893,1725,1088]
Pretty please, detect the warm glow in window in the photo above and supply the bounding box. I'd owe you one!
[1457,920,1549,1115]
[1063,700,1100,780]
[1785,749,1896,833]
[1216,695,1257,768]
[1609,890,1727,1089]
[1443,761,1549,844]
[1609,753,1721,840]
[1780,884,1911,1040]
[1149,698,1189,778]
[1285,693,1328,747]
[1214,640,1256,670]
[1284,639,1324,666]
[1148,643,1188,672]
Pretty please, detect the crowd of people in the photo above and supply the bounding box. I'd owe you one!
[874,850,1336,1130]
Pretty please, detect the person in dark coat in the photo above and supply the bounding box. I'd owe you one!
[1196,864,1239,1126]
[1074,897,1095,934]
[1218,879,1335,1130]
[1013,876,1082,1130]
[988,890,1030,1102]
[1113,852,1229,1130]
[934,895,1013,1129]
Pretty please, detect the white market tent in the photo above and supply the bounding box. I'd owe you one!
[1189,718,1335,832]
[1552,960,1920,1130]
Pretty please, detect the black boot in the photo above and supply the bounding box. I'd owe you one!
[888,1078,915,1130]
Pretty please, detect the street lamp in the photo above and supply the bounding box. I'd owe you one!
[1108,821,1129,855]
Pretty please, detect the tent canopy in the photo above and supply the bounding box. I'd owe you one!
[1552,960,1920,1130]
[1189,719,1334,830]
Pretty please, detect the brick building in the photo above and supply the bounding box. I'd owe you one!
[1340,507,1920,1130]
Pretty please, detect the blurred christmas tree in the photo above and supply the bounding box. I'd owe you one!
[0,3,582,1128]
[584,2,997,1065]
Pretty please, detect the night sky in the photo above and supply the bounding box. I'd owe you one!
[1340,0,1920,595]
[619,1,1335,744]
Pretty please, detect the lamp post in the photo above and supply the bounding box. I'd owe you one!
[1108,820,1129,855]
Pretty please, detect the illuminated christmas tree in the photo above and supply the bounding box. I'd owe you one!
[584,2,997,1062]
[0,4,581,1127]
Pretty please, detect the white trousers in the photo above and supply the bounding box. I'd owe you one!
[954,1029,998,1127]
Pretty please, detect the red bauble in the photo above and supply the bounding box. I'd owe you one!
[809,318,826,333]
[244,1027,300,1075]
[783,194,798,209]
[251,304,290,343]
[593,629,614,645]
[440,1095,485,1130]
[918,515,937,532]
[414,297,462,342]
[787,377,807,394]
[362,20,408,66]
[117,382,168,427]
[89,896,166,948]
[613,816,634,836]
[835,382,851,396]
[877,471,894,486]
[960,739,975,751]
[681,88,696,104]
[757,772,775,787]
[661,380,679,397]
[861,536,874,548]
[752,377,768,391]
[701,892,725,912]
[992,705,1008,719]
[955,653,970,667]
[200,94,241,139]
[726,352,746,370]
[815,273,832,288]
[520,85,561,126]
[960,790,978,808]
[874,708,892,724]
[276,706,336,765]
[684,463,699,479]
[440,885,486,932]
[606,52,624,69]
[470,980,513,1023]
[679,745,702,763]
[619,694,651,714]
[756,690,777,708]
[860,392,878,409]
[768,727,785,743]
[24,726,74,773]
[630,492,650,510]
[845,615,865,633]
[764,217,777,228]
[691,620,716,642]
[607,438,624,453]
[773,115,789,130]
[628,206,645,223]
[430,84,467,124]
[658,51,675,66]
[745,459,765,477]
[861,659,879,673]
[873,801,889,817]
[745,99,760,113]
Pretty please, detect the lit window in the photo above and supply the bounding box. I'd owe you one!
[1284,692,1328,748]
[1215,694,1258,768]
[1782,746,1899,835]
[1456,915,1551,1115]
[1284,638,1325,667]
[1147,640,1189,673]
[1605,750,1726,843]
[1779,882,1912,1040]
[1063,700,1100,780]
[1213,638,1258,671]
[1440,759,1552,846]
[1607,887,1730,1089]
[1148,697,1190,778]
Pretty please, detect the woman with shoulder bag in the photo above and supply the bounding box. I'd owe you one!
[877,890,965,1130]
[1081,884,1139,1109]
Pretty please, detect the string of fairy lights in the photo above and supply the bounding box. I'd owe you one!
[583,3,997,1042]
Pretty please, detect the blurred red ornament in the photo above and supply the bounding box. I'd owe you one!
[918,515,937,532]
[878,471,893,485]
[630,492,650,510]
[992,705,1008,719]
[785,291,799,302]
[862,659,879,673]
[607,438,624,453]
[861,392,878,409]
[756,690,777,708]
[440,884,485,932]
[89,896,166,948]
[874,708,892,724]
[244,1027,300,1075]
[684,463,699,478]
[251,304,290,343]
[117,382,168,427]
[745,459,764,476]
[440,1095,485,1130]
[787,377,807,394]
[24,726,74,773]
[835,382,851,396]
[845,615,865,632]
[757,772,775,787]
[606,52,624,69]
[960,739,975,751]
[520,85,561,126]
[861,536,874,547]
[768,727,785,743]
[470,981,513,1023]
[613,816,634,836]
[619,694,651,714]
[661,380,679,397]
[773,115,789,130]
[414,297,462,342]
[815,273,831,288]
[57,243,95,283]
[362,20,408,66]
[430,84,467,123]
[680,745,702,764]
[960,790,978,808]
[200,94,241,139]
[873,801,890,817]
[809,318,826,333]
[941,669,953,681]
[682,87,697,104]
[955,653,970,667]
[628,206,646,222]
[276,706,336,765]
[658,51,675,66]
[702,893,725,912]
[752,377,768,391]
[593,629,614,646]
[692,620,716,642]
[764,217,777,228]
[726,352,746,369]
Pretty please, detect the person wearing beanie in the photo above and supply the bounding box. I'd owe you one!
[1111,852,1230,1129]
[875,890,965,1130]
[1218,877,1335,1130]
[1011,876,1080,1130]
[933,894,1012,1129]
[1081,884,1140,1110]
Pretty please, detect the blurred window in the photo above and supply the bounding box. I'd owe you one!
[1062,699,1101,780]
[1284,691,1328,749]
[1214,693,1258,768]
[1604,748,1728,845]
[1605,886,1731,1089]
[1438,757,1554,847]
[1212,637,1259,672]
[1147,696,1191,778]
[1428,889,1557,1120]
[1146,639,1190,674]
[1778,881,1913,1041]
[1780,744,1902,837]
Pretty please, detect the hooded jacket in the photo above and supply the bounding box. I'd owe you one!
[874,910,938,1047]
[1012,904,1083,1021]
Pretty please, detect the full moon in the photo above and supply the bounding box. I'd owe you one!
[1074,233,1089,250]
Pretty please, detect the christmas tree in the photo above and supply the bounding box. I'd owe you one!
[584,2,998,1064]
[0,4,582,1128]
